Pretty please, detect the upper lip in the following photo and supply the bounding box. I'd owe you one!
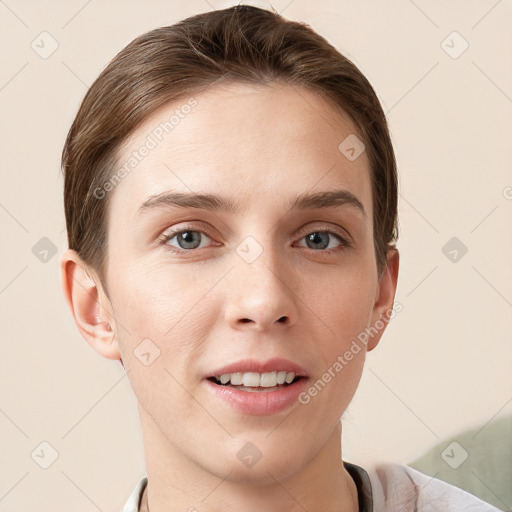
[207,358,309,378]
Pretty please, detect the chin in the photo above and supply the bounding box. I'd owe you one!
[222,462,301,487]
[205,441,307,486]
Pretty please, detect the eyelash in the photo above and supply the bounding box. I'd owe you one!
[157,224,352,254]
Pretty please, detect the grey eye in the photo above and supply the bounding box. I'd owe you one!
[166,230,211,250]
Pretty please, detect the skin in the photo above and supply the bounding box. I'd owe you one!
[60,82,399,512]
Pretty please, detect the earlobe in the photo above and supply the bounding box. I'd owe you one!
[59,249,121,361]
[366,248,400,352]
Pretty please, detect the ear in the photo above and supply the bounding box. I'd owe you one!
[366,248,400,352]
[59,248,122,361]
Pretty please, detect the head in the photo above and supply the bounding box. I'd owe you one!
[60,5,399,485]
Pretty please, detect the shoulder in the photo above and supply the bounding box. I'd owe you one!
[122,476,147,512]
[365,462,501,511]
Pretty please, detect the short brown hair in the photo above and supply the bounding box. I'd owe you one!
[62,5,398,291]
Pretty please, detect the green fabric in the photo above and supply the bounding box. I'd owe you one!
[409,415,512,511]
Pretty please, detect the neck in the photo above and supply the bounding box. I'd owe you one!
[138,406,358,512]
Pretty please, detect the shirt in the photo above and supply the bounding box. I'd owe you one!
[123,462,501,511]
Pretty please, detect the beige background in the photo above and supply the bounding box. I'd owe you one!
[1,0,511,510]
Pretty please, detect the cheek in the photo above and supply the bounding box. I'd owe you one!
[306,266,376,404]
[111,269,220,423]
[109,261,225,385]
[111,259,217,332]
[318,269,376,337]
[298,345,366,425]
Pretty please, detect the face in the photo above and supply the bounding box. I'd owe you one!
[103,82,391,483]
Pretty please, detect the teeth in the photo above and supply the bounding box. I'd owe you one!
[230,372,243,385]
[260,371,276,387]
[215,371,296,387]
[276,371,287,385]
[243,372,261,387]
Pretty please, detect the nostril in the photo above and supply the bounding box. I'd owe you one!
[238,316,288,325]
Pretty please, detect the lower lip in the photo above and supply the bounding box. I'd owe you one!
[204,378,309,415]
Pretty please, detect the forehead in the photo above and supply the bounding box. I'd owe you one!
[109,82,372,221]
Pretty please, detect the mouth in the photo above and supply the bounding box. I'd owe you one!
[203,358,309,415]
[207,371,304,392]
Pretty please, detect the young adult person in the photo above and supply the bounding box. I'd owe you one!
[59,5,500,511]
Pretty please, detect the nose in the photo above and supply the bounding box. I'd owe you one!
[224,248,298,332]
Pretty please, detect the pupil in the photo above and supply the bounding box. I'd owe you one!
[179,231,200,249]
[307,232,328,250]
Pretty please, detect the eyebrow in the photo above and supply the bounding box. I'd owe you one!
[135,189,366,219]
